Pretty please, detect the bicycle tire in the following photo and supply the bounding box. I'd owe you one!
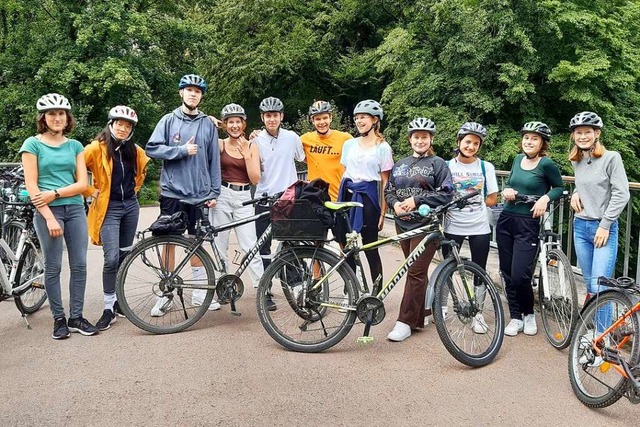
[13,241,46,314]
[539,248,578,349]
[568,290,639,408]
[256,246,358,352]
[116,235,216,334]
[432,259,505,367]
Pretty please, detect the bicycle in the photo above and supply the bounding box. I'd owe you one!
[115,192,300,334]
[0,197,46,327]
[507,192,578,349]
[256,190,505,367]
[568,276,639,408]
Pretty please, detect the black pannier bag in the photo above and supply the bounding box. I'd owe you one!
[271,178,334,241]
[148,211,188,236]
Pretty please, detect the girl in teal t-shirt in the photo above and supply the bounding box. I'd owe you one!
[19,93,96,339]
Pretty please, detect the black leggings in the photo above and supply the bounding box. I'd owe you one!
[442,232,491,271]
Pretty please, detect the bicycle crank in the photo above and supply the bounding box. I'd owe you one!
[356,296,385,325]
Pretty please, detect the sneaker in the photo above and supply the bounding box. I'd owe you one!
[472,313,489,334]
[192,290,221,311]
[113,300,126,318]
[387,321,411,342]
[95,309,117,331]
[523,313,537,335]
[504,318,524,336]
[52,316,70,340]
[150,296,173,317]
[67,317,99,336]
[266,294,277,311]
[578,330,605,367]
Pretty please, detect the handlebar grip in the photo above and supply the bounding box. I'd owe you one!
[242,192,270,206]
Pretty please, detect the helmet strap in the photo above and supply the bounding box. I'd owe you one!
[109,122,134,147]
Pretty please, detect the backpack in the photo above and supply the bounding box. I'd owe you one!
[272,178,334,228]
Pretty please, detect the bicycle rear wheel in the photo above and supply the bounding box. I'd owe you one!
[116,235,216,334]
[13,240,46,314]
[568,290,639,408]
[433,260,504,367]
[256,246,358,352]
[539,248,578,349]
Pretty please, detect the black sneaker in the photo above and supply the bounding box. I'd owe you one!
[113,300,126,318]
[95,309,117,331]
[67,317,99,336]
[52,316,70,340]
[266,294,277,311]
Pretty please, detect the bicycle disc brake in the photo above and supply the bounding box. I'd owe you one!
[356,296,385,325]
[216,274,244,304]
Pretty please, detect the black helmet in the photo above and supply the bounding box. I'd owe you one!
[259,97,284,113]
[457,122,487,141]
[520,121,552,140]
[308,100,332,117]
[569,111,603,130]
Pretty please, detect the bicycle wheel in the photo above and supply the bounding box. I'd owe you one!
[539,248,578,349]
[256,246,359,352]
[568,290,639,408]
[1,220,25,269]
[13,240,46,314]
[433,259,505,367]
[116,235,216,334]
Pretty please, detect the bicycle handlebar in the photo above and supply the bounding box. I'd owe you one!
[514,190,570,205]
[241,192,283,206]
[395,189,480,221]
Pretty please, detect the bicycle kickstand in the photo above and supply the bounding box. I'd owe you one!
[356,310,375,345]
[17,306,32,330]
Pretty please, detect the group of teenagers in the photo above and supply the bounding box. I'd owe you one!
[20,74,630,343]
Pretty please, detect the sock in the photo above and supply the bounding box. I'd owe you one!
[104,292,116,312]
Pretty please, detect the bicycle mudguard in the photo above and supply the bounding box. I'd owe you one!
[424,257,458,311]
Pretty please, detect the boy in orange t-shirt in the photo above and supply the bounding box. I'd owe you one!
[300,101,352,201]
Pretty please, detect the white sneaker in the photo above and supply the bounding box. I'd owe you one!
[192,290,221,311]
[424,307,448,327]
[504,318,524,336]
[150,296,173,317]
[471,313,489,334]
[578,331,605,367]
[387,321,411,342]
[523,313,537,335]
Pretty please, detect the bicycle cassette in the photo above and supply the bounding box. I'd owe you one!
[356,296,385,325]
[216,274,244,304]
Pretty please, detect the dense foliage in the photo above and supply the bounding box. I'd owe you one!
[1,0,639,178]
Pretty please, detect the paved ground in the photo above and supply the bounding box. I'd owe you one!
[0,206,636,426]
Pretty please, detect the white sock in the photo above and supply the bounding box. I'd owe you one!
[104,293,116,311]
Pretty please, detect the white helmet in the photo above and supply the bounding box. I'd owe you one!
[408,118,436,136]
[108,105,138,125]
[36,93,71,112]
[221,103,247,120]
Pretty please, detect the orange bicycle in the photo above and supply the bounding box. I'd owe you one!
[568,276,639,407]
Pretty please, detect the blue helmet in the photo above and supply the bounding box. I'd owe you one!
[178,74,207,93]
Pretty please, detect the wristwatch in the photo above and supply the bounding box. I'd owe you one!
[54,189,60,199]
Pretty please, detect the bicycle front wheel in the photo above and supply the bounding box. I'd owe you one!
[116,235,216,334]
[13,241,46,314]
[256,246,358,353]
[539,248,578,349]
[1,220,25,269]
[433,260,505,367]
[568,290,639,408]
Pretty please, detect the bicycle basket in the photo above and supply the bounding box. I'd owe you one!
[271,199,327,241]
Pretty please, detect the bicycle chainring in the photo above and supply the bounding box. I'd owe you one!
[216,274,244,304]
[356,296,385,325]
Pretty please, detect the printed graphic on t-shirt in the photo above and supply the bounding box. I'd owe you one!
[451,171,484,211]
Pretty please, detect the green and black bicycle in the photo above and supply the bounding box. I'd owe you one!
[256,190,505,367]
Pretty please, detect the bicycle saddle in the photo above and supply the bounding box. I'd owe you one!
[324,201,364,212]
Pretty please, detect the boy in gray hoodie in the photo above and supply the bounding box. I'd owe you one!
[145,74,221,316]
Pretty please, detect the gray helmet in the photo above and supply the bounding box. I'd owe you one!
[259,96,284,113]
[520,121,552,140]
[108,105,138,125]
[569,111,603,130]
[36,93,71,112]
[308,100,332,117]
[353,99,383,120]
[407,117,436,136]
[457,122,487,141]
[178,74,207,93]
[221,103,246,120]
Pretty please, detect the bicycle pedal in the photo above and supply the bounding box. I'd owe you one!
[356,336,375,345]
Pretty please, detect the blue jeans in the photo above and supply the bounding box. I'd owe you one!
[573,218,618,331]
[34,204,88,319]
[100,197,140,295]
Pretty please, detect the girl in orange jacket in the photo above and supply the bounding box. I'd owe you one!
[84,106,149,331]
